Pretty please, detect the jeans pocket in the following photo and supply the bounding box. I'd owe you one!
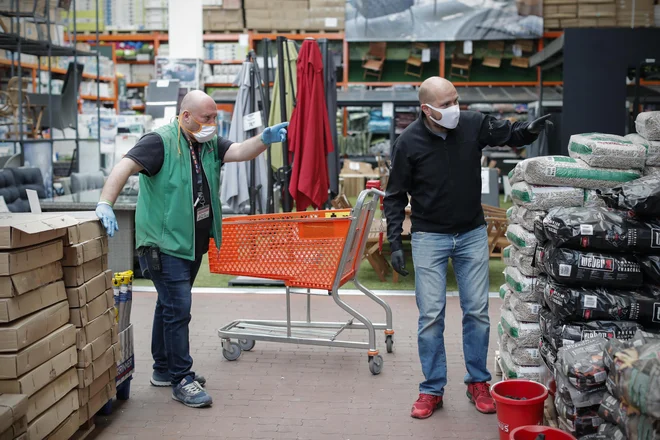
[138,255,152,280]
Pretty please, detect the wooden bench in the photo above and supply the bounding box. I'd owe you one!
[483,205,510,258]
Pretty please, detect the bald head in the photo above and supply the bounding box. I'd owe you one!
[179,90,217,135]
[418,77,457,106]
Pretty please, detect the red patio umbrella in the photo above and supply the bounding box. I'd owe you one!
[288,39,334,211]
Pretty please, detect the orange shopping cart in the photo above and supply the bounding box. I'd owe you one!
[208,189,394,375]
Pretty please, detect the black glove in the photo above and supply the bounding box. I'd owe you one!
[391,249,409,276]
[527,114,552,135]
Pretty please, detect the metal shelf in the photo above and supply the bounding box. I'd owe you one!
[0,34,95,57]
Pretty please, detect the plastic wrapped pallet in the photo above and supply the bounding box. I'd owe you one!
[539,336,558,374]
[507,205,546,231]
[511,182,584,211]
[599,174,660,218]
[499,348,544,381]
[568,133,646,170]
[599,394,660,440]
[538,244,644,288]
[558,337,608,391]
[578,424,626,440]
[503,245,540,277]
[555,396,602,437]
[509,156,641,189]
[504,266,540,302]
[542,206,660,254]
[498,324,541,366]
[584,189,607,208]
[543,279,660,327]
[508,291,540,323]
[644,167,660,177]
[506,223,538,256]
[540,314,641,351]
[555,367,607,411]
[635,111,660,141]
[500,306,541,348]
[626,133,660,166]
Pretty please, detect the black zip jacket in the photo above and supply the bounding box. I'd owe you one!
[384,111,538,252]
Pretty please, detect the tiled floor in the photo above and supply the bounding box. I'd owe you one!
[90,292,503,440]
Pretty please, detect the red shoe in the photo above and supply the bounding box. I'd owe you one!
[410,393,443,419]
[467,383,496,414]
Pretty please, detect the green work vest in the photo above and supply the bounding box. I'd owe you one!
[134,121,223,261]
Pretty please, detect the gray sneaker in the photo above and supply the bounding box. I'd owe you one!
[172,376,212,408]
[151,371,207,387]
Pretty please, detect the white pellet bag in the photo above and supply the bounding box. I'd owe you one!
[501,306,542,347]
[507,244,541,277]
[506,223,538,256]
[644,167,660,177]
[505,265,539,302]
[499,324,542,367]
[583,189,606,208]
[511,182,584,211]
[635,111,660,141]
[509,291,541,323]
[568,133,646,170]
[503,245,515,267]
[508,205,546,231]
[500,347,544,381]
[625,133,660,166]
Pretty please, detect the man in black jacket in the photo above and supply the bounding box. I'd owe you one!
[384,77,548,419]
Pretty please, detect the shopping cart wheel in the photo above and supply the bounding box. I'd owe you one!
[238,339,256,351]
[385,335,394,353]
[368,355,383,375]
[222,342,242,361]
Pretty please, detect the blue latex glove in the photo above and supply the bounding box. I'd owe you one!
[261,121,289,145]
[96,202,119,238]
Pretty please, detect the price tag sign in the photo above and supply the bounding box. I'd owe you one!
[238,34,249,47]
[422,48,431,63]
[156,80,170,88]
[382,102,394,118]
[463,40,473,55]
[325,17,338,28]
[243,111,263,131]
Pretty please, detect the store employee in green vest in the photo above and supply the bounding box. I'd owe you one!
[95,90,288,408]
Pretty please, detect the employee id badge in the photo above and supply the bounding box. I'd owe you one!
[197,205,210,222]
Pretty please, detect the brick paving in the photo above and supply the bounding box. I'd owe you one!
[90,292,504,440]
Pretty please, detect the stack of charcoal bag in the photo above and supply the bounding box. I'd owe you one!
[535,203,660,439]
[500,144,644,383]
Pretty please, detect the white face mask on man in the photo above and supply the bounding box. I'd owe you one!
[183,114,217,143]
[424,103,460,130]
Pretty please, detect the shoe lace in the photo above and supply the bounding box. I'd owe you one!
[182,381,204,395]
[418,394,438,402]
[472,383,491,398]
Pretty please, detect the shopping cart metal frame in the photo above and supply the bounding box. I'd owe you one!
[216,189,394,374]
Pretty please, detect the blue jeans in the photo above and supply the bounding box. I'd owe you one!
[139,251,203,386]
[411,225,491,396]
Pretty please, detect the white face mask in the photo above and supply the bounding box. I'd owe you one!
[184,114,217,143]
[424,103,460,130]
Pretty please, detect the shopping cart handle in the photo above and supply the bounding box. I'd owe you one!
[367,188,385,197]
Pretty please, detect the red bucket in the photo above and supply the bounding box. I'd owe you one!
[510,426,577,440]
[491,380,549,440]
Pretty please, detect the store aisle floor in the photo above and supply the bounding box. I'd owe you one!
[89,292,503,440]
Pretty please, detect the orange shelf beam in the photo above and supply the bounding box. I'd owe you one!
[126,82,148,87]
[116,60,153,64]
[205,60,244,65]
[0,59,114,82]
[81,95,116,101]
[131,105,145,111]
[69,32,162,42]
[251,32,344,41]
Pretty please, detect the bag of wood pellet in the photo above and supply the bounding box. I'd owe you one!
[511,156,641,189]
[555,397,602,438]
[512,181,584,211]
[644,167,660,177]
[543,278,660,326]
[504,266,540,302]
[626,133,660,167]
[507,205,546,231]
[584,189,607,208]
[599,175,660,218]
[504,240,541,276]
[508,291,541,323]
[501,306,541,348]
[499,348,544,381]
[569,133,646,170]
[539,244,643,288]
[502,245,515,267]
[636,111,660,141]
[506,223,539,256]
[498,323,542,367]
[542,206,660,254]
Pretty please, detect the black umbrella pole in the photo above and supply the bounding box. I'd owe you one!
[249,64,257,215]
[263,39,274,214]
[277,36,292,212]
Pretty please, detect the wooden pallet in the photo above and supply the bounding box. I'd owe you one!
[69,421,95,440]
[203,29,247,33]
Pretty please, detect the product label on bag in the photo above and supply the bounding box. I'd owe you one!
[654,303,660,322]
[652,229,660,248]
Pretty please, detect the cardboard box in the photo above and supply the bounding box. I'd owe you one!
[577,17,598,25]
[0,394,27,434]
[578,3,616,16]
[77,364,114,406]
[69,289,114,328]
[0,262,62,299]
[560,17,580,25]
[62,237,108,267]
[78,380,115,425]
[0,240,63,276]
[0,281,67,323]
[75,309,114,350]
[0,346,76,397]
[76,343,119,388]
[545,4,578,17]
[544,18,561,27]
[597,17,616,25]
[26,389,77,440]
[0,415,26,440]
[63,219,105,247]
[0,214,76,250]
[111,323,119,344]
[77,327,113,369]
[244,0,270,8]
[44,410,78,440]
[0,301,69,353]
[222,0,241,8]
[544,0,578,4]
[63,256,108,288]
[0,324,75,379]
[66,270,113,308]
[341,160,377,176]
[26,368,77,423]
